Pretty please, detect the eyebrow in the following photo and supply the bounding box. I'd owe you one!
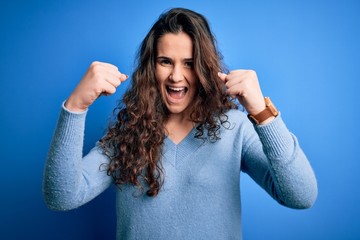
[157,56,193,61]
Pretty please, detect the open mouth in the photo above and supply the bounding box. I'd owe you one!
[166,86,188,99]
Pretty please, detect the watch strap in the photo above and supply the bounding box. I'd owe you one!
[247,97,278,124]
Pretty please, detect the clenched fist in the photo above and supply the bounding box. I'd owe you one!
[65,61,128,112]
[218,70,267,116]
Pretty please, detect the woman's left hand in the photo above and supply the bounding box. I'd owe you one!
[218,70,266,116]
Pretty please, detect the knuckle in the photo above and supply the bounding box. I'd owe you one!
[248,69,257,77]
[90,61,99,68]
[90,61,102,72]
[109,87,116,94]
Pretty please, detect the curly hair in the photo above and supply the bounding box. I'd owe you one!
[100,8,237,197]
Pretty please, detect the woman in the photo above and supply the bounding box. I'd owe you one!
[43,8,317,239]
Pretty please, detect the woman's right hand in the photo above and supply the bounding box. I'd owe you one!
[65,61,128,112]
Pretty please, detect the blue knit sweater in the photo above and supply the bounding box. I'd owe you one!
[43,104,317,239]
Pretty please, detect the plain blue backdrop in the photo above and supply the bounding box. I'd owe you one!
[1,0,359,239]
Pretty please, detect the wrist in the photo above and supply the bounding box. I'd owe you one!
[247,97,278,125]
[257,116,275,125]
[64,97,88,113]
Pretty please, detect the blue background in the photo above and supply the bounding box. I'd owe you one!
[1,0,359,239]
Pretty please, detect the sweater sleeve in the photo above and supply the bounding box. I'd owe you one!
[42,103,113,211]
[241,114,318,209]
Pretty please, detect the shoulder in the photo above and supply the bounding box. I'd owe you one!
[217,109,255,138]
[223,109,249,127]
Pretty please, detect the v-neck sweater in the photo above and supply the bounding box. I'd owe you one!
[43,104,317,240]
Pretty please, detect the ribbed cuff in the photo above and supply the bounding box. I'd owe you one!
[54,102,88,145]
[254,114,294,158]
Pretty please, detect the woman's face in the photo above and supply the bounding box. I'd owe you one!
[155,32,198,118]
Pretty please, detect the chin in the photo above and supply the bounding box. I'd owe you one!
[165,104,190,116]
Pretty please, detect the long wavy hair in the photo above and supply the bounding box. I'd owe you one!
[100,8,237,197]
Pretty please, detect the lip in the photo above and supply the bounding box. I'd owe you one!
[167,86,186,91]
[165,84,188,103]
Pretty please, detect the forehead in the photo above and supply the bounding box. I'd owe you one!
[157,32,193,57]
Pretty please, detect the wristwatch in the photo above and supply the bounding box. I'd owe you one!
[247,97,279,124]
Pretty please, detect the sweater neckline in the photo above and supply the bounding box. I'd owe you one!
[165,126,196,146]
[163,127,204,168]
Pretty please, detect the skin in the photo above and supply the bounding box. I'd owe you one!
[65,32,273,144]
[155,32,198,144]
[218,71,275,124]
[65,61,128,112]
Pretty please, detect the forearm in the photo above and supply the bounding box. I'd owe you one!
[43,104,112,211]
[43,104,88,210]
[245,116,318,209]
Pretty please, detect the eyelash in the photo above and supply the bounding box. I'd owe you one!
[159,59,193,68]
[160,59,172,65]
[184,62,194,68]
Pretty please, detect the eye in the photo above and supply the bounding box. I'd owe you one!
[163,59,172,65]
[184,61,194,69]
[158,58,172,66]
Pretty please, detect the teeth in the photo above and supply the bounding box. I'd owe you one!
[168,86,185,91]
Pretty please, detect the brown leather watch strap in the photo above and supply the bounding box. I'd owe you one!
[247,97,279,124]
[252,109,275,123]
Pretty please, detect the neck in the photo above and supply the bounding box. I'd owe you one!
[164,113,195,144]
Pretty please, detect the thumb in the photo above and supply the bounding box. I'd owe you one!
[120,73,129,82]
[217,72,227,82]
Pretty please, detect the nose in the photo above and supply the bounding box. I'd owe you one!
[170,65,184,82]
